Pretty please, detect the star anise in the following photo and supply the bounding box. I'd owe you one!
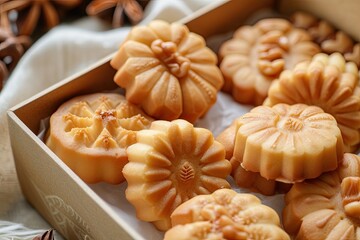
[86,0,150,28]
[32,229,55,240]
[0,25,31,90]
[0,60,7,89]
[0,0,83,36]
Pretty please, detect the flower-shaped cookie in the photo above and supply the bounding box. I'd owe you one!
[290,11,335,46]
[265,53,360,152]
[291,11,360,67]
[283,153,360,239]
[110,20,224,123]
[164,189,290,240]
[122,119,231,231]
[219,18,319,105]
[46,93,152,184]
[230,103,343,183]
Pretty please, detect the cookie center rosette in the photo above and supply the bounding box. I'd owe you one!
[164,189,290,240]
[122,119,231,231]
[265,52,360,152]
[227,103,343,184]
[46,93,152,184]
[283,153,360,239]
[219,18,319,105]
[110,20,224,123]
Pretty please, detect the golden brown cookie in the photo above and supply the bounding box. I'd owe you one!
[265,53,360,152]
[219,18,319,105]
[283,153,360,239]
[122,119,231,231]
[291,11,335,45]
[110,20,223,123]
[164,189,290,240]
[46,93,152,184]
[229,103,343,183]
[291,11,360,67]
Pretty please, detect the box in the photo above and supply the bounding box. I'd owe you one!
[7,0,360,239]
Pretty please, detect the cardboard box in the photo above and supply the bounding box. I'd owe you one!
[7,0,360,239]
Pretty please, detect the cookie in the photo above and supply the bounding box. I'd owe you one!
[46,93,152,184]
[111,20,223,123]
[226,103,343,183]
[164,189,290,240]
[283,153,360,239]
[291,11,360,67]
[265,53,360,152]
[219,18,319,105]
[122,119,231,231]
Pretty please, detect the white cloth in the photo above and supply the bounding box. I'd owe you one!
[0,0,215,238]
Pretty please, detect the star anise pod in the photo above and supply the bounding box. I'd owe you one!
[0,60,8,90]
[86,0,150,28]
[32,229,55,240]
[0,0,83,36]
[0,25,31,90]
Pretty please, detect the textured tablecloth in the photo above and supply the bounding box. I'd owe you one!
[0,1,215,238]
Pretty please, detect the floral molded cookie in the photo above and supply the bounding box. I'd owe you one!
[290,11,335,46]
[219,18,319,105]
[110,20,223,123]
[283,153,360,239]
[46,93,152,184]
[231,103,343,183]
[164,189,290,240]
[265,53,360,152]
[291,11,360,67]
[122,119,231,231]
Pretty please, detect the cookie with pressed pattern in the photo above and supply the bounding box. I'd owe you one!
[46,93,152,184]
[265,53,360,152]
[219,18,319,105]
[291,11,360,67]
[283,153,360,239]
[111,20,223,123]
[123,119,231,231]
[164,189,290,240]
[222,103,343,183]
